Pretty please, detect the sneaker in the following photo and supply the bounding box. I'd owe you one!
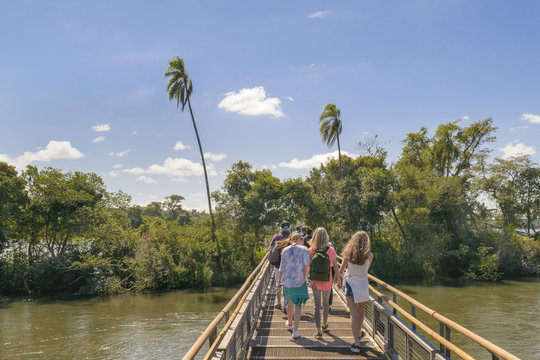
[321,322,329,331]
[282,306,288,314]
[292,330,301,339]
[350,344,360,353]
[358,329,366,340]
[314,330,323,339]
[285,320,293,330]
[274,303,281,310]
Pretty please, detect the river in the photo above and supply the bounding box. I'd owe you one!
[0,287,239,359]
[0,279,538,359]
[391,277,540,359]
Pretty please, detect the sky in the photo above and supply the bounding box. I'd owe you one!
[1,1,539,210]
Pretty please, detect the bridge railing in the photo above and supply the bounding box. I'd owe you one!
[182,254,272,360]
[336,255,521,360]
[184,254,520,360]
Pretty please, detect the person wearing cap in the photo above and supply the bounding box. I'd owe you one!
[269,221,291,311]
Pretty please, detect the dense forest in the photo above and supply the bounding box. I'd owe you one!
[1,118,539,295]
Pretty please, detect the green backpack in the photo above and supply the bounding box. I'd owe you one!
[309,246,330,281]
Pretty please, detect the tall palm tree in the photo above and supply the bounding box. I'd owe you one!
[165,57,222,265]
[319,103,344,178]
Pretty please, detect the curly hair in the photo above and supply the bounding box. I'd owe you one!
[341,231,371,265]
[309,227,329,250]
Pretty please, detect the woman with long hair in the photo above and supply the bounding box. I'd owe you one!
[340,231,373,353]
[308,227,341,338]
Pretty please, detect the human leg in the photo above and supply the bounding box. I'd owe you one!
[287,299,294,325]
[357,301,367,340]
[346,295,360,346]
[293,304,302,332]
[312,284,322,330]
[274,267,282,307]
[322,289,331,326]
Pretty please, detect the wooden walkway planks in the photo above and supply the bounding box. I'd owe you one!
[247,284,385,360]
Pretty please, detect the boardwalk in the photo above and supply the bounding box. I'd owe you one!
[183,256,521,360]
[248,283,385,359]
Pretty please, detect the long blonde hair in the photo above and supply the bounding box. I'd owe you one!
[342,231,371,265]
[309,227,329,250]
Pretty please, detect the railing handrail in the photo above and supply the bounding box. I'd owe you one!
[337,255,520,360]
[182,254,268,360]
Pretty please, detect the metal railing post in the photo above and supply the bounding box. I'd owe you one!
[445,325,451,357]
[411,304,416,331]
[439,322,446,355]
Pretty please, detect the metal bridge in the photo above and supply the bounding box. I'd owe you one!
[182,255,521,360]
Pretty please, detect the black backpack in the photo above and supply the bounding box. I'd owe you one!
[309,246,330,281]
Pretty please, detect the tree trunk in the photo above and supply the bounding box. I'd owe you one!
[391,207,407,239]
[337,134,343,178]
[187,98,223,269]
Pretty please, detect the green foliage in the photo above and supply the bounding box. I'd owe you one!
[1,115,539,296]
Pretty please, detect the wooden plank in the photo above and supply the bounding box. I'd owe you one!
[247,281,385,360]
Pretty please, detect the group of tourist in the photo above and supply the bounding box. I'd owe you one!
[268,221,373,353]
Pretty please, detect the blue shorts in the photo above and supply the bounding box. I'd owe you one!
[345,281,353,297]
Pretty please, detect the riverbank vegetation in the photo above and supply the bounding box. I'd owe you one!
[1,118,539,295]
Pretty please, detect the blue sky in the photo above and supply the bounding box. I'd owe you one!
[1,1,539,210]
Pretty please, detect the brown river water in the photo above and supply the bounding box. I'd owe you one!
[0,279,538,359]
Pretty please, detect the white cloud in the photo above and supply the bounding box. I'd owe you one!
[171,177,188,182]
[462,115,470,121]
[204,152,227,161]
[132,130,138,135]
[110,149,130,157]
[123,167,146,175]
[92,124,111,132]
[174,141,191,150]
[521,113,540,124]
[113,164,122,169]
[123,157,217,178]
[278,150,358,169]
[307,10,331,19]
[500,142,536,159]
[218,86,284,118]
[136,175,157,183]
[92,136,105,143]
[286,96,294,102]
[107,170,120,177]
[0,140,84,169]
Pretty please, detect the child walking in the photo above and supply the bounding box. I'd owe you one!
[340,231,373,353]
[278,233,310,339]
[308,227,341,338]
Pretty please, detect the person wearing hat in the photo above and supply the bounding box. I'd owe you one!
[269,221,291,312]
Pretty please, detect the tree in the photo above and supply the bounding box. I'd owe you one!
[485,155,540,233]
[165,56,222,264]
[319,104,344,178]
[164,195,191,225]
[0,162,27,250]
[22,166,107,259]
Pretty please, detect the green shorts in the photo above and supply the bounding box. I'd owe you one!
[283,282,309,306]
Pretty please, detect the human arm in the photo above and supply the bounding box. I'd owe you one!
[366,252,374,270]
[332,256,342,289]
[339,259,348,277]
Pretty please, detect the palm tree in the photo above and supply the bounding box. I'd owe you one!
[319,103,344,178]
[165,56,222,265]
